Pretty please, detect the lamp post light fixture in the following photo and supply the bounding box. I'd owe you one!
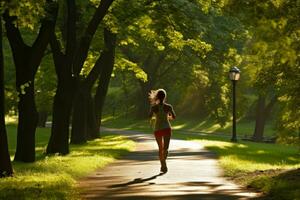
[229,66,240,142]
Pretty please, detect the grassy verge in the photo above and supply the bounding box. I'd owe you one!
[172,131,300,200]
[1,125,135,200]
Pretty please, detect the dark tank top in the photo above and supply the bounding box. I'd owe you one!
[154,104,171,131]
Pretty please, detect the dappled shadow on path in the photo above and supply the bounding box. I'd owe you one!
[109,173,165,188]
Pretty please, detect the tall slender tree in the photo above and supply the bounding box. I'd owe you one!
[93,28,117,134]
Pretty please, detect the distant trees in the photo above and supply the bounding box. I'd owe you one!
[114,0,215,118]
[227,0,300,141]
[111,0,246,123]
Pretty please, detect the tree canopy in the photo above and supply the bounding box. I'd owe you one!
[0,0,299,177]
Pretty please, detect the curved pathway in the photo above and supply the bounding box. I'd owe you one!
[78,128,259,200]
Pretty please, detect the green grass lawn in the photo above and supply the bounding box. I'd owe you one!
[1,125,135,200]
[102,115,277,137]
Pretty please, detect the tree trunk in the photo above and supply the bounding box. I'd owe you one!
[0,118,12,177]
[47,0,76,154]
[73,0,115,75]
[71,28,116,142]
[14,80,38,162]
[94,29,117,132]
[71,86,98,143]
[252,96,266,141]
[252,95,277,142]
[71,86,88,144]
[46,79,74,154]
[0,16,13,177]
[86,93,98,139]
[94,82,104,133]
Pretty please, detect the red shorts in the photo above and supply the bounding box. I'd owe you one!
[154,128,172,137]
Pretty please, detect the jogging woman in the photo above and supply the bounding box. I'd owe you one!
[149,89,176,173]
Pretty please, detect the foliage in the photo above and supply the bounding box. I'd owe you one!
[1,0,46,30]
[102,0,249,122]
[2,0,299,144]
[114,56,148,82]
[225,0,300,140]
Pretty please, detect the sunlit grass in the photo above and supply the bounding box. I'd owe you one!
[175,132,300,174]
[195,139,300,175]
[1,125,135,200]
[102,115,277,137]
[172,131,300,200]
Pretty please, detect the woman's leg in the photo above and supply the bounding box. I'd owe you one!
[155,134,164,162]
[155,133,167,172]
[163,131,171,159]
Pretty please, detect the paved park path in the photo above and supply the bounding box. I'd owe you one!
[78,128,260,200]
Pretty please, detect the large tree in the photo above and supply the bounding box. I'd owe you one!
[46,0,115,154]
[71,27,117,143]
[3,0,58,162]
[93,28,117,134]
[0,16,13,177]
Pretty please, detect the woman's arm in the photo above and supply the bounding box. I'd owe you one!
[168,105,176,120]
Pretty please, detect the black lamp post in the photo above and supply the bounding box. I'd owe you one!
[229,67,240,142]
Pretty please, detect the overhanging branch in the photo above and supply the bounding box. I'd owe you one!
[73,0,115,75]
